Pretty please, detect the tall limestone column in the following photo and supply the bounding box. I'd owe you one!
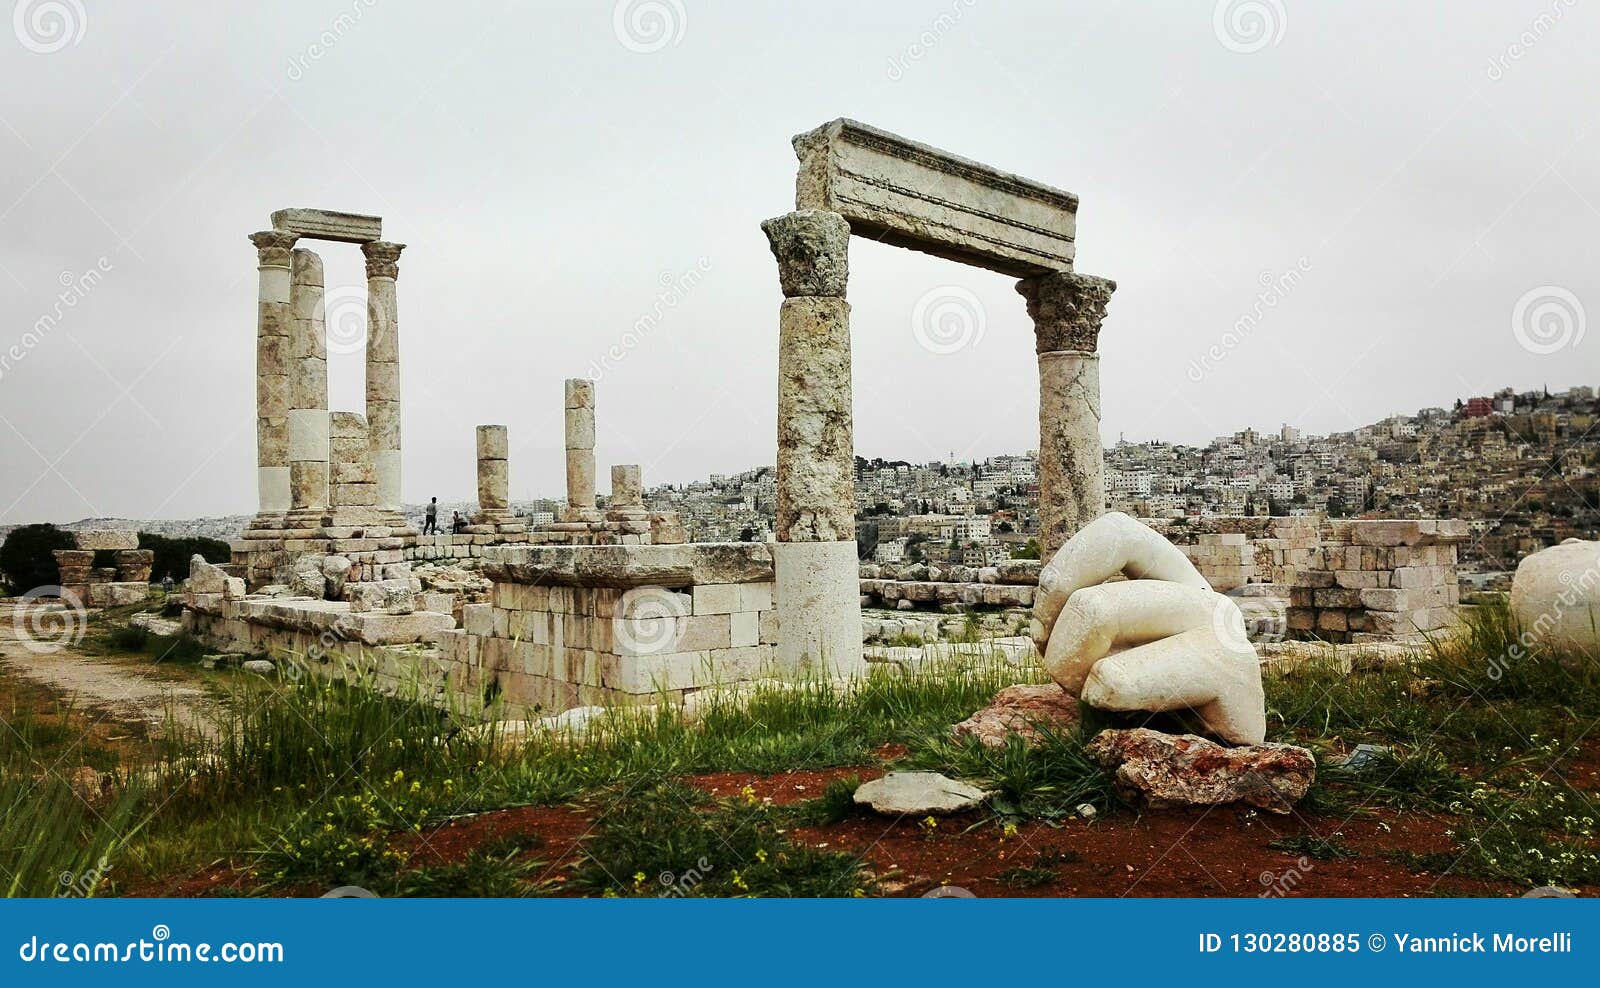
[286,247,329,519]
[1017,271,1116,561]
[561,379,598,521]
[249,230,298,525]
[362,241,406,521]
[762,209,864,675]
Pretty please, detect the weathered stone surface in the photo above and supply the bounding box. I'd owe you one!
[650,512,688,545]
[761,209,849,297]
[1037,351,1103,559]
[1018,271,1116,354]
[476,424,508,462]
[289,568,327,599]
[483,543,774,588]
[1086,728,1314,813]
[776,296,855,542]
[242,659,276,674]
[853,771,990,816]
[611,464,643,506]
[187,555,230,594]
[71,530,139,551]
[793,118,1077,277]
[1510,539,1600,652]
[951,683,1081,748]
[271,207,382,244]
[774,540,864,675]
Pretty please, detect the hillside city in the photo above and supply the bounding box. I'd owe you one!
[20,384,1597,576]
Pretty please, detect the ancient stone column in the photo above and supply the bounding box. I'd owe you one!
[476,425,509,510]
[362,241,405,517]
[563,379,597,520]
[328,411,377,513]
[249,230,298,523]
[610,464,642,507]
[286,247,329,516]
[1017,271,1116,561]
[762,209,864,675]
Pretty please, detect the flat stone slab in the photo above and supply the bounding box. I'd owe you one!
[793,118,1077,277]
[482,543,773,588]
[71,530,139,551]
[853,771,990,816]
[270,207,382,243]
[1086,728,1314,814]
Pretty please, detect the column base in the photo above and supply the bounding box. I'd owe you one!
[774,540,865,677]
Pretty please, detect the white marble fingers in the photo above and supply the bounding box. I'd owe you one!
[1030,512,1267,745]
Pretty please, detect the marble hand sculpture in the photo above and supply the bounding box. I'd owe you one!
[1030,512,1266,745]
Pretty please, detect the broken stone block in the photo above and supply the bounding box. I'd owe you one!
[853,771,991,816]
[951,683,1080,748]
[187,555,229,595]
[1086,728,1314,814]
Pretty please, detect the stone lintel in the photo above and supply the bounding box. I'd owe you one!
[793,118,1078,277]
[271,208,383,244]
[482,543,774,588]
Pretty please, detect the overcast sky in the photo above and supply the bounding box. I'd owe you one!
[1,0,1595,523]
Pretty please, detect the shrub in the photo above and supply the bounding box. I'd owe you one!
[0,523,77,594]
[137,533,230,583]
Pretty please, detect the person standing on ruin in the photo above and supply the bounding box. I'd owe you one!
[423,497,438,534]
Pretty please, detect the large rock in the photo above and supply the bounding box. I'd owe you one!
[186,555,229,594]
[1510,539,1600,653]
[853,771,990,816]
[952,684,1080,748]
[1086,728,1314,814]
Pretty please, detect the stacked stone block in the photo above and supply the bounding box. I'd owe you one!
[50,531,149,606]
[435,543,779,712]
[471,424,522,534]
[1285,519,1466,644]
[1180,533,1254,592]
[328,411,378,516]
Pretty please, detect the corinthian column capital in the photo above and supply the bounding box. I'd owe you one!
[1017,271,1117,354]
[361,241,406,280]
[249,230,299,267]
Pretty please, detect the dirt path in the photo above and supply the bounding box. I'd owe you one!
[0,600,218,737]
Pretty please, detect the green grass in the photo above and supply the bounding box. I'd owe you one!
[7,598,1600,897]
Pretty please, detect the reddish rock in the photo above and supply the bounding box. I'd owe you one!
[1086,728,1314,814]
[952,684,1081,748]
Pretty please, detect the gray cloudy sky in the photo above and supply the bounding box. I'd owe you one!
[1,0,1595,523]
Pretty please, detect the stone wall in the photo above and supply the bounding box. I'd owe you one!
[1286,519,1464,643]
[435,543,779,712]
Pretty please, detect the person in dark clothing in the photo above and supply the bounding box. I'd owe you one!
[423,497,439,534]
[451,511,467,534]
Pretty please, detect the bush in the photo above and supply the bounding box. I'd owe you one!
[0,523,77,594]
[137,533,230,583]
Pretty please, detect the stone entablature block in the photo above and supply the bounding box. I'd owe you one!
[793,118,1078,277]
[270,208,382,244]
